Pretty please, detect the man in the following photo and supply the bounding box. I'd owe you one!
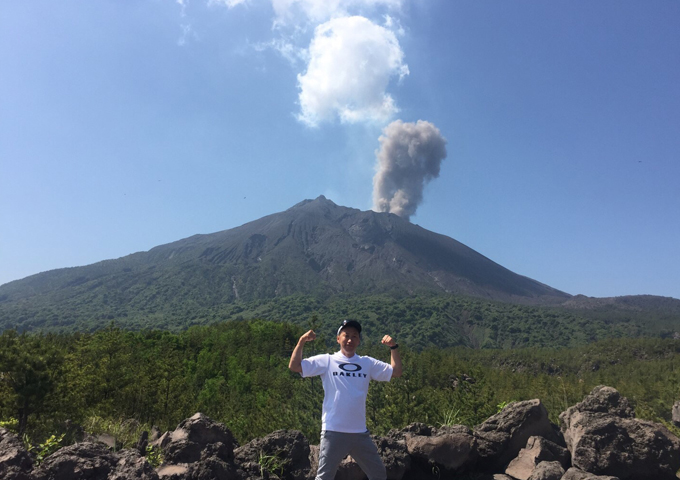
[289,319,402,480]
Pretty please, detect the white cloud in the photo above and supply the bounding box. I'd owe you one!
[253,38,308,65]
[178,23,199,46]
[383,14,404,36]
[272,0,403,26]
[297,16,408,127]
[208,0,249,7]
[177,0,188,17]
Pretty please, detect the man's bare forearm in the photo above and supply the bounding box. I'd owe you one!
[390,347,402,378]
[288,338,306,373]
[289,330,316,373]
[381,334,403,378]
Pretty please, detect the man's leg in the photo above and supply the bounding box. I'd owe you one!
[316,431,352,480]
[348,432,386,480]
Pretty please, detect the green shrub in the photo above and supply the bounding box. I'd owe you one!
[23,433,65,466]
[146,444,164,468]
[0,417,19,432]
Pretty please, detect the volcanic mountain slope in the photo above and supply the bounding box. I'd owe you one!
[1,195,569,300]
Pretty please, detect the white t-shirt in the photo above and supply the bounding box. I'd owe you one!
[300,351,393,433]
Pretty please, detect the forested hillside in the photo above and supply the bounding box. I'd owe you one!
[3,293,679,349]
[2,320,680,451]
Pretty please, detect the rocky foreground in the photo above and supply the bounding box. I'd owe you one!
[2,386,679,480]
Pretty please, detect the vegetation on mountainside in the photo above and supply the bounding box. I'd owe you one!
[2,320,680,450]
[2,293,679,349]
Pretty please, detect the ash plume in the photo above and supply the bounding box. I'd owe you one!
[372,120,447,221]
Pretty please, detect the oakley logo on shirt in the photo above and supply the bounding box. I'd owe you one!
[338,363,362,372]
[334,363,367,378]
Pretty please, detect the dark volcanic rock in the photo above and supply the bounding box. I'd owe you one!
[564,386,634,418]
[560,386,680,480]
[402,424,476,473]
[474,399,563,472]
[136,430,149,456]
[392,423,432,437]
[505,435,570,480]
[32,443,158,480]
[109,449,159,480]
[162,413,236,465]
[31,442,117,480]
[561,467,619,480]
[526,460,564,480]
[335,455,364,480]
[234,429,310,480]
[156,463,190,479]
[374,434,410,480]
[308,444,319,480]
[11,392,680,480]
[672,400,680,427]
[186,456,238,480]
[83,432,120,451]
[0,428,33,480]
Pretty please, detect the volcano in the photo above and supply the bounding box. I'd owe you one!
[0,196,571,331]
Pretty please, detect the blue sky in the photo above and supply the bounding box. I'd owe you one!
[1,0,679,299]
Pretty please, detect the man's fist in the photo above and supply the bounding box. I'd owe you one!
[381,335,396,347]
[301,330,317,343]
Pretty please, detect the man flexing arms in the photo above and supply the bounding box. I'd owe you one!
[289,320,402,480]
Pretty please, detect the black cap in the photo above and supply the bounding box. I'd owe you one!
[337,319,362,336]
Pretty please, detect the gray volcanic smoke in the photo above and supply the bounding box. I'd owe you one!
[372,120,447,221]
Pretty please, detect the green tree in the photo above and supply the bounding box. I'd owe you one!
[0,330,62,435]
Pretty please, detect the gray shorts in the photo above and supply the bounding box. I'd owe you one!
[316,430,386,480]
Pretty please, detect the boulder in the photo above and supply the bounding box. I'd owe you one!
[335,455,364,480]
[308,444,319,480]
[185,455,238,480]
[505,436,570,480]
[151,431,173,451]
[560,386,680,480]
[157,457,237,480]
[82,432,120,450]
[150,426,162,442]
[137,430,149,456]
[394,423,432,436]
[0,427,33,480]
[157,463,191,479]
[474,399,563,472]
[234,429,310,480]
[163,413,237,465]
[561,467,619,480]
[526,460,563,480]
[32,443,159,480]
[374,434,410,480]
[403,424,476,473]
[672,400,680,428]
[564,386,634,419]
[109,449,160,480]
[31,442,118,480]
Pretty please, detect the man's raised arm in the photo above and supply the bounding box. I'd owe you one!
[381,334,403,378]
[289,330,317,373]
